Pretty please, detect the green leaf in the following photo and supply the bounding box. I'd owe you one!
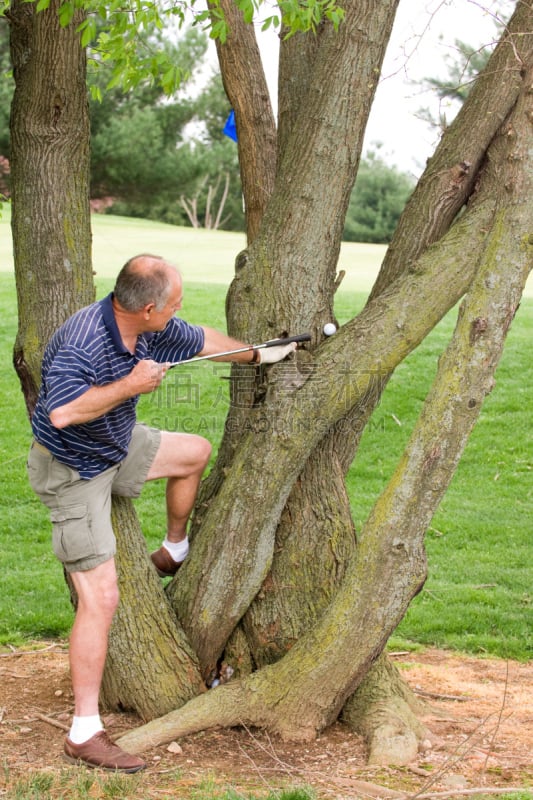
[57,1,74,27]
[78,16,97,48]
[88,84,102,102]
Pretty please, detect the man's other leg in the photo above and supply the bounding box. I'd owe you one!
[69,558,119,719]
[147,431,211,575]
[64,558,146,771]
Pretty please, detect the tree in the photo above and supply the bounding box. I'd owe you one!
[6,0,532,768]
[416,5,510,132]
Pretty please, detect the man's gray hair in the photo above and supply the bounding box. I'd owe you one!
[114,254,179,311]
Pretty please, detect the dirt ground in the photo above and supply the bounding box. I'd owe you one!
[0,644,532,799]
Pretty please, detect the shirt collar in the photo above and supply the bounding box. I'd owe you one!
[100,293,131,355]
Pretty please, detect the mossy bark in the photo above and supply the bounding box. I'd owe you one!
[118,106,533,746]
[100,497,205,720]
[141,1,532,759]
[342,654,431,766]
[9,0,93,414]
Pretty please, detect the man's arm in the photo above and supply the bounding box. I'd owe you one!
[49,360,168,429]
[198,327,296,364]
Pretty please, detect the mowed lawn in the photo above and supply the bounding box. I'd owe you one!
[0,211,531,660]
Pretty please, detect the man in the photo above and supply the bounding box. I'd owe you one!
[27,253,295,772]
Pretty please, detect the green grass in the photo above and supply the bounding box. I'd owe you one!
[0,236,531,660]
[2,767,316,800]
[1,205,387,291]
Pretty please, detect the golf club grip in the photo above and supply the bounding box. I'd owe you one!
[263,333,311,348]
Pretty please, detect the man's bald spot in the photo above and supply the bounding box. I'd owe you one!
[127,254,181,280]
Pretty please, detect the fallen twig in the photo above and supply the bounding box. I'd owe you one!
[414,689,469,702]
[0,643,66,658]
[483,660,509,775]
[33,712,70,732]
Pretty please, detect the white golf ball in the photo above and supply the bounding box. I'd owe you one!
[323,322,337,336]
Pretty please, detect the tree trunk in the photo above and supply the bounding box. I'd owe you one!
[10,0,532,768]
[342,654,432,766]
[148,0,531,760]
[100,497,205,719]
[117,81,533,744]
[8,0,202,721]
[210,0,277,243]
[9,0,93,414]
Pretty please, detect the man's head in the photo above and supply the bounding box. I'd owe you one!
[114,254,183,331]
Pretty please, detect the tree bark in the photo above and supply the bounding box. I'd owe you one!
[210,0,277,243]
[100,497,205,719]
[167,190,493,679]
[9,0,93,415]
[238,0,533,672]
[117,69,533,744]
[342,654,431,766]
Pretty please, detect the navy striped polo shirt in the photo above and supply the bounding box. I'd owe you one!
[31,293,204,478]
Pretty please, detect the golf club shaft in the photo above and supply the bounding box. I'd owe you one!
[168,333,311,368]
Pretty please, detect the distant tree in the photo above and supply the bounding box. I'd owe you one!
[0,17,242,226]
[343,151,414,243]
[88,28,243,229]
[416,5,510,131]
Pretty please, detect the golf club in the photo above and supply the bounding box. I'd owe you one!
[168,333,311,368]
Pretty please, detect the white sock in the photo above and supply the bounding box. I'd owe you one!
[69,714,104,744]
[162,537,189,563]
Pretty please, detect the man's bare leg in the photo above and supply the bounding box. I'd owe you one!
[147,431,212,543]
[147,432,211,575]
[64,558,146,771]
[69,558,119,720]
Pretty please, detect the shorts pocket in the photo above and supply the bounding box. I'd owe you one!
[50,504,94,564]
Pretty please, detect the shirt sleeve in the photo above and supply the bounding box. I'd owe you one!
[150,318,205,363]
[43,346,96,413]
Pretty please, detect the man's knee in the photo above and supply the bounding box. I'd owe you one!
[72,560,120,619]
[194,435,212,470]
[98,582,120,617]
[147,432,212,481]
[166,432,211,472]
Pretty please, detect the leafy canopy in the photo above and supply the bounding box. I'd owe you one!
[1,0,344,96]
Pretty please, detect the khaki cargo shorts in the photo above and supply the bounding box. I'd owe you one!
[27,424,161,573]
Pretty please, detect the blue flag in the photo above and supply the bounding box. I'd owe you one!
[223,110,238,142]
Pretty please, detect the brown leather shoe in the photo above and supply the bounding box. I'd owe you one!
[64,731,146,772]
[150,546,184,577]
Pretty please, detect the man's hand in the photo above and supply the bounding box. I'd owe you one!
[127,359,169,394]
[258,342,297,364]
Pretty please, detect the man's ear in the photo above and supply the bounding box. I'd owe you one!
[143,303,155,319]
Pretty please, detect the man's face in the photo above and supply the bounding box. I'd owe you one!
[145,273,183,331]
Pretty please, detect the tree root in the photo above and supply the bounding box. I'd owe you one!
[115,680,268,754]
[342,653,436,766]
